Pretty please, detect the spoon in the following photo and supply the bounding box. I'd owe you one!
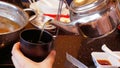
[66,53,88,68]
[101,44,120,60]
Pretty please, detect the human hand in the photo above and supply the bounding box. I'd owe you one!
[11,42,56,68]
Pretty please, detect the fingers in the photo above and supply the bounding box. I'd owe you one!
[42,50,56,67]
[12,42,56,68]
[11,42,35,67]
[11,56,20,68]
[11,42,25,60]
[11,42,20,55]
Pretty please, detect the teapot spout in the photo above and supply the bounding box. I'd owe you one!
[49,20,79,34]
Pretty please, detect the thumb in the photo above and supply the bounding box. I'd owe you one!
[42,50,56,66]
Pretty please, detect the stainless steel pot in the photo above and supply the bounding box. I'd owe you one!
[0,1,36,48]
[50,0,119,39]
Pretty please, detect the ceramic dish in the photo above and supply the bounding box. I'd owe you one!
[91,52,120,68]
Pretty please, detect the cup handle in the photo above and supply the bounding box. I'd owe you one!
[23,8,38,21]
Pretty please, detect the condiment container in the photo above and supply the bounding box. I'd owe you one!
[91,52,120,68]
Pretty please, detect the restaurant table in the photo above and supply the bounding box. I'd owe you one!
[0,23,120,68]
[52,28,120,68]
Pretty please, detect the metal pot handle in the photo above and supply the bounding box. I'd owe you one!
[23,8,38,21]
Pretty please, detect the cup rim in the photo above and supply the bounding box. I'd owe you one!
[20,28,53,45]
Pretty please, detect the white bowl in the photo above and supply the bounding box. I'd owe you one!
[91,52,120,68]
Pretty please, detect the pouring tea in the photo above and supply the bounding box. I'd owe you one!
[50,0,119,39]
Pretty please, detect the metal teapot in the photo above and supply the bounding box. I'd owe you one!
[50,0,120,39]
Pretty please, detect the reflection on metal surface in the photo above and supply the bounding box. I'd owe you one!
[73,0,96,7]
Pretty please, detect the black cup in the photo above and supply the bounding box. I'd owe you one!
[20,28,54,62]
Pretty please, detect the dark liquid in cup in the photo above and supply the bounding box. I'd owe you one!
[20,29,53,62]
[21,40,50,62]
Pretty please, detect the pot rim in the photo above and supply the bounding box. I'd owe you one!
[0,1,29,35]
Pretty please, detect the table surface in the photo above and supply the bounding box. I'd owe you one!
[51,27,120,68]
[0,23,120,68]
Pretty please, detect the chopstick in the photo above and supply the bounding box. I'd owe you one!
[56,0,64,20]
[54,0,64,38]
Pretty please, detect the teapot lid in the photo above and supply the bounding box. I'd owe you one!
[72,0,96,7]
[70,0,109,13]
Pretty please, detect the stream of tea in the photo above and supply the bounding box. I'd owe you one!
[38,22,47,43]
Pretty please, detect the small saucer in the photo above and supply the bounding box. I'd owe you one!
[31,15,56,30]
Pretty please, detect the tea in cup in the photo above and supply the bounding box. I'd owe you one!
[20,28,54,62]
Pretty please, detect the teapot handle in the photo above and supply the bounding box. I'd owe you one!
[63,0,76,13]
[23,8,38,21]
